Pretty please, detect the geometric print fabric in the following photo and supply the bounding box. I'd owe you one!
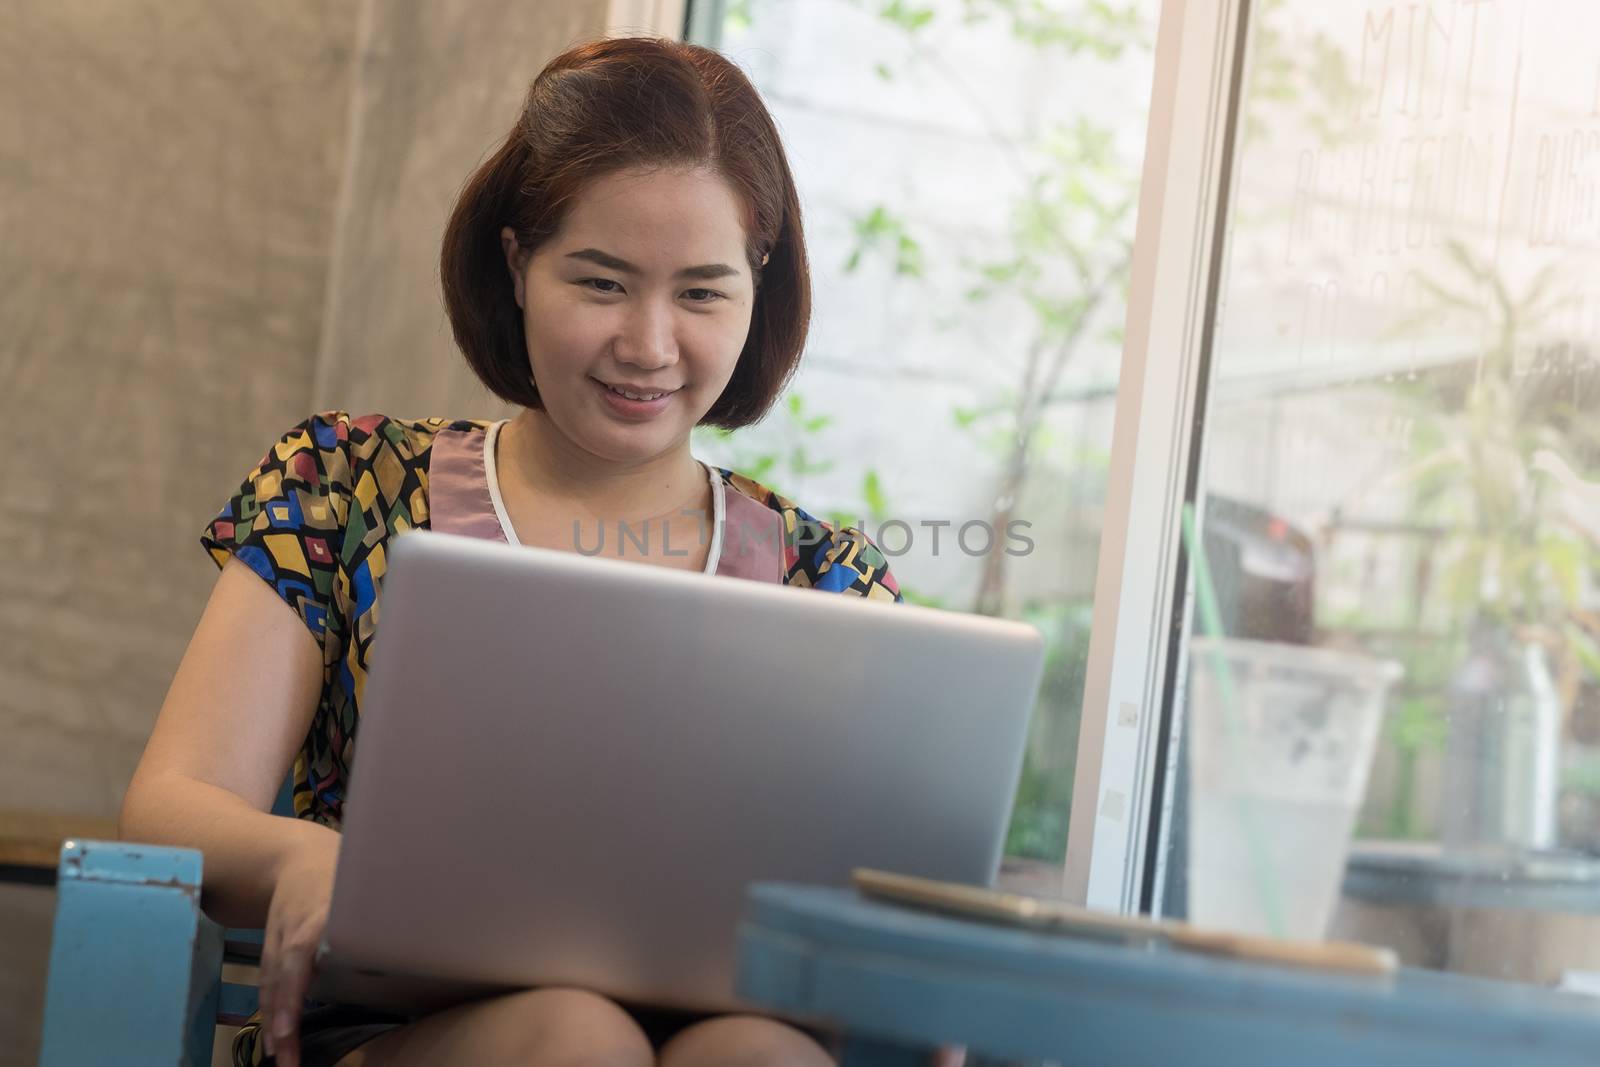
[204,410,904,1067]
[201,411,903,832]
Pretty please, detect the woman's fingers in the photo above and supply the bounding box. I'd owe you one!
[258,925,282,1058]
[258,916,316,1067]
[271,999,301,1067]
[256,826,340,1064]
[268,940,316,1067]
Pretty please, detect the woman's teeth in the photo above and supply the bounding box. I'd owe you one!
[607,383,668,401]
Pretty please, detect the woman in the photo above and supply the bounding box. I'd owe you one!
[120,35,911,1067]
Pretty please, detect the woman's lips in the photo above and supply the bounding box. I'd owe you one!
[592,377,677,419]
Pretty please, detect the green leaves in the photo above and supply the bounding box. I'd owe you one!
[1244,0,1363,147]
[965,255,1038,304]
[867,0,1153,58]
[953,0,1148,56]
[787,392,835,434]
[879,0,937,33]
[1566,625,1600,684]
[1027,292,1091,340]
[694,391,847,501]
[862,469,890,520]
[1540,533,1584,610]
[844,205,926,277]
[746,455,778,482]
[713,0,1156,862]
[1390,695,1448,752]
[725,0,753,33]
[787,443,835,478]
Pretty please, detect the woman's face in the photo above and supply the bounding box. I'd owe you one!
[502,165,757,465]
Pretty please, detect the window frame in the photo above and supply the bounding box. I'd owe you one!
[1062,0,1255,915]
[682,0,728,48]
[683,0,1258,913]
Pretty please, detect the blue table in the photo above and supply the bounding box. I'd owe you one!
[736,883,1600,1067]
[1345,843,1600,913]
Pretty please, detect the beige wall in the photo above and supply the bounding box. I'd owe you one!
[606,0,689,37]
[1,2,657,1059]
[310,0,611,418]
[0,3,363,819]
[0,0,618,822]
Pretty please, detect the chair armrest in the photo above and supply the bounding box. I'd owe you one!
[39,839,223,1067]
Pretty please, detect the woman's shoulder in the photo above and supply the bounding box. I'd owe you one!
[252,412,492,489]
[716,468,902,601]
[211,412,493,545]
[277,411,493,464]
[202,413,497,632]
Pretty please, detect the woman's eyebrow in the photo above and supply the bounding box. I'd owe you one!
[564,248,741,280]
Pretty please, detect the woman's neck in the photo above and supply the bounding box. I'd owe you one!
[497,410,707,526]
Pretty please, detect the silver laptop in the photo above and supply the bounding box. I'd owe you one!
[312,529,1045,1014]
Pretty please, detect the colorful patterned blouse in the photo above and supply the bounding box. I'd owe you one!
[201,411,902,832]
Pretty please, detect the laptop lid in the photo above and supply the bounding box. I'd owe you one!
[314,529,1045,1013]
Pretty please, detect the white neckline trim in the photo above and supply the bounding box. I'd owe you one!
[704,461,725,575]
[483,420,522,547]
[485,419,724,577]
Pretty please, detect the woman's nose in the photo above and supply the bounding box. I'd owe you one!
[613,301,678,369]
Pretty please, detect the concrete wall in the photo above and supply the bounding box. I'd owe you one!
[0,6,359,1061]
[0,1,363,822]
[0,0,625,821]
[0,1,627,1060]
[311,0,610,418]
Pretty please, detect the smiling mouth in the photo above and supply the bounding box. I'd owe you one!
[596,379,677,402]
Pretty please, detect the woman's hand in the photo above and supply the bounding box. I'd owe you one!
[259,826,340,1067]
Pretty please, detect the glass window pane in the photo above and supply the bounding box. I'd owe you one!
[689,0,1159,885]
[1164,0,1600,985]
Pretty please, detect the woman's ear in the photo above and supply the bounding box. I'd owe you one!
[500,227,528,310]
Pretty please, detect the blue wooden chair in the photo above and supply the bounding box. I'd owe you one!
[37,779,294,1067]
[52,808,1600,1066]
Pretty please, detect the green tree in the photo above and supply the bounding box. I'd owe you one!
[707,0,1156,862]
[847,0,1153,860]
[843,0,1150,618]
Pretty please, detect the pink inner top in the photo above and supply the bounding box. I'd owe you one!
[427,425,786,584]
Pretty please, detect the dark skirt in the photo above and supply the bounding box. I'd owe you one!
[236,999,833,1065]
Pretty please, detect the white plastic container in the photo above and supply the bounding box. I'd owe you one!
[1186,638,1401,940]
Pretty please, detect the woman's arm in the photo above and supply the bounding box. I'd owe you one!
[119,555,333,928]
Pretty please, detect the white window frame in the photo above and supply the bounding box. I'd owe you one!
[1062,0,1254,914]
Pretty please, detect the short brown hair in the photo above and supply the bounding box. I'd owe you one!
[440,36,810,429]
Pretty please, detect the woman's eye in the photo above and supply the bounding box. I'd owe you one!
[576,279,722,304]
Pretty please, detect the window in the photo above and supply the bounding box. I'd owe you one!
[1114,0,1600,984]
[688,0,1160,885]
